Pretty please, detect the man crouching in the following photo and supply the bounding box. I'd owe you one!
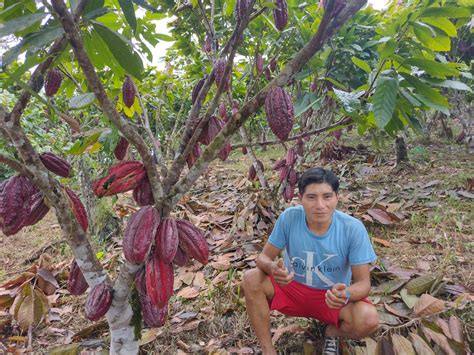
[243,167,379,355]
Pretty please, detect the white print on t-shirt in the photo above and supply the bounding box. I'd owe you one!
[290,251,338,287]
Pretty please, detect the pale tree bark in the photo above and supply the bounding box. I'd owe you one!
[239,126,268,188]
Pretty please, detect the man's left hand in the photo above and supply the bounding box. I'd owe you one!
[325,283,347,309]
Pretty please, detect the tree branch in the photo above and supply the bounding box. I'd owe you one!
[50,0,164,202]
[0,153,31,176]
[168,0,366,206]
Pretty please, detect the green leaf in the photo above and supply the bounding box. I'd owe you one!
[0,12,46,37]
[412,21,450,52]
[379,38,397,59]
[155,33,173,41]
[373,76,398,129]
[400,73,449,107]
[225,0,236,16]
[92,22,143,79]
[422,17,456,37]
[405,58,459,78]
[420,6,471,18]
[66,131,102,155]
[422,78,472,92]
[69,93,96,109]
[294,69,312,81]
[294,92,322,118]
[118,0,137,32]
[351,57,371,73]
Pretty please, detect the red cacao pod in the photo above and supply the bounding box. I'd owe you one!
[282,184,294,202]
[133,176,155,206]
[65,188,89,232]
[39,152,71,178]
[123,206,161,264]
[140,292,168,328]
[68,260,88,296]
[44,68,62,97]
[219,102,228,121]
[264,67,272,81]
[273,0,288,31]
[215,58,230,91]
[176,219,209,265]
[198,116,223,146]
[256,54,264,75]
[93,161,146,197]
[122,76,136,108]
[25,192,49,226]
[114,137,129,161]
[288,169,298,186]
[85,281,113,321]
[248,165,257,181]
[272,158,286,171]
[145,255,174,307]
[155,218,179,264]
[241,146,248,155]
[279,165,290,182]
[0,175,37,236]
[135,267,147,295]
[192,77,206,105]
[173,246,189,267]
[286,148,297,166]
[218,142,232,161]
[186,144,202,169]
[264,86,294,141]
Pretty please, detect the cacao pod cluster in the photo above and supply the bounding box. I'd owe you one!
[126,213,209,328]
[264,86,294,141]
[122,76,136,108]
[44,68,63,97]
[273,147,299,202]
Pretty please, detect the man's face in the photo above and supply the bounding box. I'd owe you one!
[299,182,338,226]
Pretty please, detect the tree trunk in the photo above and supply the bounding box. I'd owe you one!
[395,136,408,164]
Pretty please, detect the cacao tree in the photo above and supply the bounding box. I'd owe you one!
[0,0,472,353]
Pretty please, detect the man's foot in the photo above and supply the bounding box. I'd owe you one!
[323,336,340,355]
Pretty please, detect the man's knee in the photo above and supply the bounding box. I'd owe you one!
[242,268,264,291]
[352,303,379,338]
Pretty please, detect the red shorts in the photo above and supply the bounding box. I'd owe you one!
[268,276,371,327]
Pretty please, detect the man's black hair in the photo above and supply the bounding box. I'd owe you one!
[298,167,339,195]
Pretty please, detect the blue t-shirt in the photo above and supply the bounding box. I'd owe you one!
[268,206,377,290]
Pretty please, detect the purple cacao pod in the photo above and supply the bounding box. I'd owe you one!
[45,69,62,97]
[215,58,230,91]
[122,76,136,108]
[192,77,206,105]
[85,281,113,321]
[114,137,129,161]
[264,86,294,141]
[273,0,288,31]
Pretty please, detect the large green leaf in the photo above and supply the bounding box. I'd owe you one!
[351,57,371,73]
[373,76,398,129]
[294,92,322,118]
[400,73,449,106]
[155,33,173,41]
[379,38,397,60]
[0,12,46,37]
[333,89,364,113]
[69,93,96,109]
[66,131,102,155]
[412,21,450,52]
[118,0,137,32]
[405,58,459,78]
[420,6,471,18]
[92,22,143,79]
[422,17,456,37]
[423,78,472,92]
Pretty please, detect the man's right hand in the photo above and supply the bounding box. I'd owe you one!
[271,258,294,286]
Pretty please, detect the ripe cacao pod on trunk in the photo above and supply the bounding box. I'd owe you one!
[0,175,37,236]
[173,246,189,267]
[288,169,298,186]
[248,165,257,181]
[176,219,209,265]
[192,77,206,105]
[114,137,129,161]
[265,86,294,141]
[122,76,136,108]
[186,144,202,169]
[93,161,146,197]
[286,148,297,166]
[25,192,49,227]
[273,0,288,31]
[279,165,290,182]
[272,158,286,171]
[218,142,232,161]
[39,152,72,178]
[264,67,272,81]
[198,116,223,146]
[65,188,89,232]
[140,292,168,328]
[85,281,113,321]
[123,206,161,264]
[44,68,62,97]
[133,176,154,206]
[270,57,277,72]
[215,58,230,92]
[145,254,174,307]
[155,218,179,264]
[67,260,89,295]
[256,54,264,75]
[134,267,147,295]
[282,184,294,202]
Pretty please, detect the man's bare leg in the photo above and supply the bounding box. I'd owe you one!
[242,268,276,354]
[325,301,379,339]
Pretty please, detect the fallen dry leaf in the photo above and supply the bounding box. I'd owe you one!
[372,237,392,247]
[414,294,445,317]
[271,323,305,343]
[212,271,229,285]
[176,286,200,299]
